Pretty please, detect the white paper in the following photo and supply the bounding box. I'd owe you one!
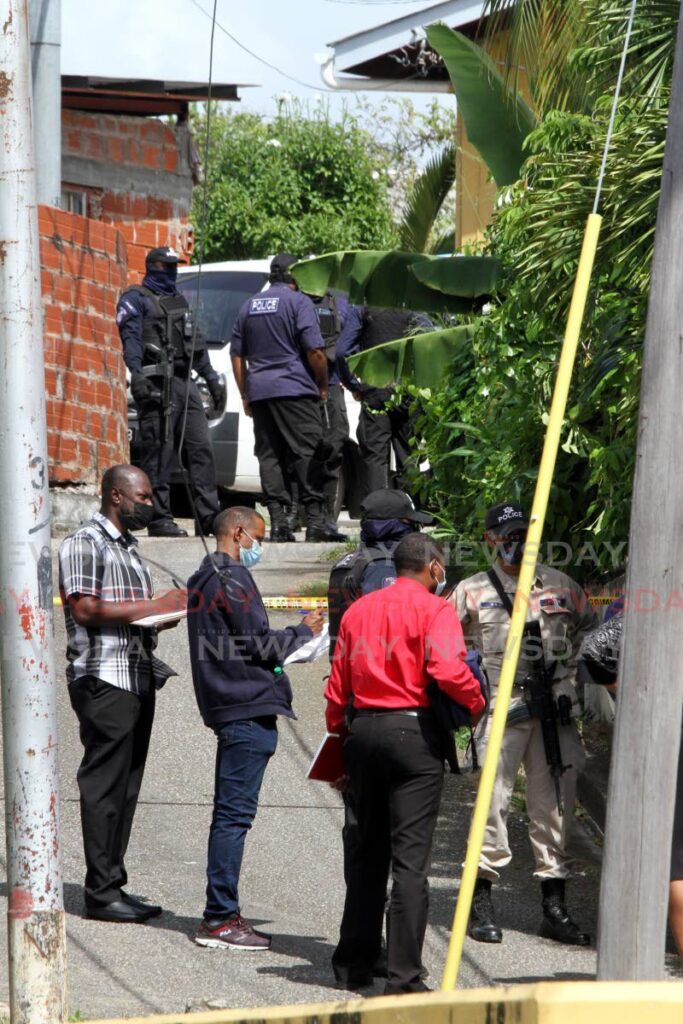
[132,609,188,628]
[284,624,329,665]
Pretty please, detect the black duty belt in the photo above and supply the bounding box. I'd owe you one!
[353,707,432,718]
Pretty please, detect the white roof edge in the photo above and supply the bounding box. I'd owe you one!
[327,0,484,66]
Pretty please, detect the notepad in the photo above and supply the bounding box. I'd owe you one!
[307,732,345,782]
[131,609,188,628]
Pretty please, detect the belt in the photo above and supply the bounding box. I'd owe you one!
[353,707,432,718]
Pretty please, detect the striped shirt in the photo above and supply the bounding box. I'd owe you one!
[58,511,171,694]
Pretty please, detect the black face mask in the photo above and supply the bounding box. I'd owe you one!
[144,267,177,293]
[497,539,525,566]
[120,500,155,532]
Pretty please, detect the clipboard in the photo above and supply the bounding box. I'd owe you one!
[307,732,345,782]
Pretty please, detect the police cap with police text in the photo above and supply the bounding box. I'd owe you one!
[485,501,529,537]
[145,246,187,266]
[361,488,435,525]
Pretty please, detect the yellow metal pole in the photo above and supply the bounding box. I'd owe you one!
[441,213,603,991]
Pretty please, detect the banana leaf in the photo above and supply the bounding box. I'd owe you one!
[292,251,497,312]
[412,255,501,296]
[425,22,536,186]
[347,325,474,388]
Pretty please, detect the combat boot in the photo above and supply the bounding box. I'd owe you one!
[538,879,590,945]
[467,878,502,943]
[267,503,296,543]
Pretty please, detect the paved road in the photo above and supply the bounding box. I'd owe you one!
[0,531,629,1018]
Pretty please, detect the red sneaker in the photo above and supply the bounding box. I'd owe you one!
[194,914,271,951]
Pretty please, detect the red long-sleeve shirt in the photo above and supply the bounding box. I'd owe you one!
[325,577,485,733]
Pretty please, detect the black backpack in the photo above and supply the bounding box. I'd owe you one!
[327,548,392,658]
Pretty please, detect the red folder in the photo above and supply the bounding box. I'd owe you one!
[307,732,345,782]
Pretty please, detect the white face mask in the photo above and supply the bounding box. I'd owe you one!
[431,560,447,597]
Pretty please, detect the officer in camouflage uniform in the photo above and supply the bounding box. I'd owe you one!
[452,501,597,945]
[117,247,224,537]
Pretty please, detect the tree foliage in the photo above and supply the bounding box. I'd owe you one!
[406,3,675,579]
[192,100,398,260]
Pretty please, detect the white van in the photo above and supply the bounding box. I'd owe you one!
[128,259,363,516]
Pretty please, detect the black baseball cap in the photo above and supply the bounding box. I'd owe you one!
[361,489,435,525]
[484,501,529,537]
[145,246,187,265]
[269,253,298,283]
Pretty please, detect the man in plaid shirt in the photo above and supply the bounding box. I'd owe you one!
[59,465,186,923]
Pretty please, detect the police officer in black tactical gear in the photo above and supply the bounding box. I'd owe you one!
[336,305,432,498]
[231,253,346,543]
[117,247,224,538]
[302,290,350,527]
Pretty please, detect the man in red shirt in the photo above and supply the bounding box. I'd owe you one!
[325,533,485,995]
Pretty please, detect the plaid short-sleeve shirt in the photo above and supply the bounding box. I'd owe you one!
[58,511,162,693]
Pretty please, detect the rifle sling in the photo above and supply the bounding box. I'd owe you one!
[485,568,548,673]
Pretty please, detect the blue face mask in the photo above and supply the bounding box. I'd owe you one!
[239,530,263,569]
[431,560,447,597]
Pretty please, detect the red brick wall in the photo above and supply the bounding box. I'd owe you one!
[40,205,129,486]
[62,110,194,284]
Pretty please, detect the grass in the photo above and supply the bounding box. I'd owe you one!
[292,580,329,598]
[319,540,358,563]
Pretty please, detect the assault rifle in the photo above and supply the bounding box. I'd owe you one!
[506,619,573,815]
[486,570,572,815]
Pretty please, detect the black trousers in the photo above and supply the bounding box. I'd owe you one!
[320,384,350,516]
[136,376,219,528]
[68,676,155,908]
[357,389,413,497]
[251,396,324,528]
[333,713,444,994]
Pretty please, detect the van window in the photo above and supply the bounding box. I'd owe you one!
[178,271,268,347]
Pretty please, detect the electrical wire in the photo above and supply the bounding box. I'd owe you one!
[440,0,640,991]
[188,0,439,96]
[174,0,250,603]
[188,0,322,92]
[593,0,638,215]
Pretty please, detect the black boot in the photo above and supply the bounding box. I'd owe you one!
[538,879,590,946]
[268,503,296,543]
[467,878,502,943]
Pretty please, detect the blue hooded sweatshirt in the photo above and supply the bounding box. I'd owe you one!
[186,552,312,728]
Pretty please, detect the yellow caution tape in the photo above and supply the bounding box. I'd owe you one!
[53,595,328,610]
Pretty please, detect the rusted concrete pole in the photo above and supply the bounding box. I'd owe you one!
[0,1,67,1021]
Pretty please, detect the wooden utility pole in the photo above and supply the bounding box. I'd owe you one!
[598,1,683,980]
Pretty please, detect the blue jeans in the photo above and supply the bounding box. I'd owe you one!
[204,716,278,921]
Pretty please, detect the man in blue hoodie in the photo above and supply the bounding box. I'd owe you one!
[187,505,323,950]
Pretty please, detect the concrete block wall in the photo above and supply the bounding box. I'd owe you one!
[39,205,129,489]
[61,110,195,284]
